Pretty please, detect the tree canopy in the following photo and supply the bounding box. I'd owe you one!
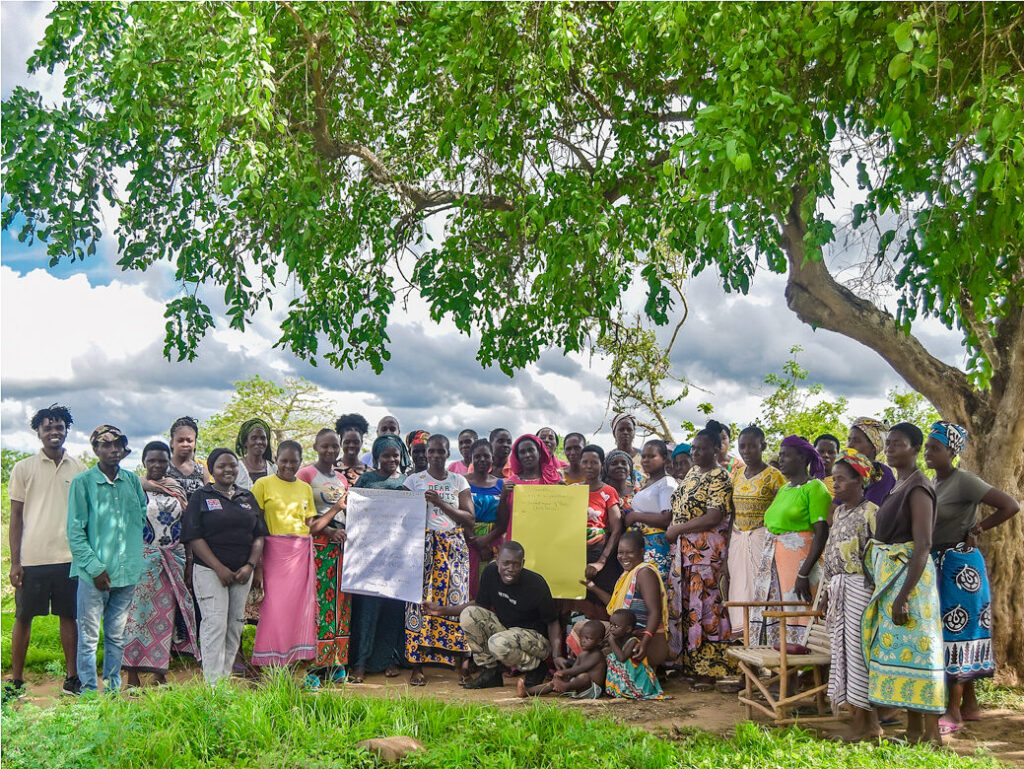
[3,1,1023,678]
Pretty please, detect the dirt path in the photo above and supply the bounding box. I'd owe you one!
[12,667,1024,766]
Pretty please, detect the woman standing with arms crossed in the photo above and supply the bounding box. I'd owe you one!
[924,421,1018,734]
[862,422,945,744]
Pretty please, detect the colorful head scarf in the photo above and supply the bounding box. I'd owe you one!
[835,448,874,488]
[509,434,562,484]
[671,442,691,458]
[371,434,411,472]
[779,435,826,480]
[405,429,430,449]
[235,418,274,461]
[90,425,131,455]
[851,417,887,454]
[610,413,637,435]
[929,421,968,456]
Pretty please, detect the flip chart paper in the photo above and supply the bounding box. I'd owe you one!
[511,484,588,599]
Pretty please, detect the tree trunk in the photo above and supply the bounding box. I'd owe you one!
[778,190,1024,683]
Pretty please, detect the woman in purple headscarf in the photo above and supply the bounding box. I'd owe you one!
[750,436,832,645]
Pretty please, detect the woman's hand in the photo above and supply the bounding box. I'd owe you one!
[251,566,264,593]
[794,574,813,603]
[216,565,235,587]
[328,528,347,545]
[585,561,604,580]
[631,635,650,662]
[892,592,910,626]
[424,490,442,506]
[553,655,569,671]
[422,601,443,617]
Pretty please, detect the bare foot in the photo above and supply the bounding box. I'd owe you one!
[409,670,426,686]
[516,678,528,698]
[349,668,365,684]
[385,665,400,678]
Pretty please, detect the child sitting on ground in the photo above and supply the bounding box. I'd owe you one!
[518,620,606,699]
[604,609,666,700]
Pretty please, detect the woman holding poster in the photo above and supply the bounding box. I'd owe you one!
[403,434,475,686]
[347,435,411,683]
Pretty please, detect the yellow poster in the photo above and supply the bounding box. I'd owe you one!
[511,484,588,599]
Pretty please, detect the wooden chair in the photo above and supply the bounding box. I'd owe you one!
[725,590,835,725]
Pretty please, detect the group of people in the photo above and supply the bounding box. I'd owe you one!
[5,405,1018,745]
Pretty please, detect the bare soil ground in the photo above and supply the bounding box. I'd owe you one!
[14,666,1023,766]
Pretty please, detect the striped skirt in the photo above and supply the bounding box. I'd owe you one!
[825,572,872,711]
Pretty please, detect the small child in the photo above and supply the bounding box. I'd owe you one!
[604,609,666,700]
[518,620,606,699]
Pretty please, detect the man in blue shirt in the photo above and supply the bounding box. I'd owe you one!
[67,425,147,693]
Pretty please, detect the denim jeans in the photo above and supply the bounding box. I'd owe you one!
[192,565,252,683]
[76,580,136,692]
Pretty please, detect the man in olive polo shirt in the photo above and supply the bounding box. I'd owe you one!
[5,405,85,702]
[67,425,147,693]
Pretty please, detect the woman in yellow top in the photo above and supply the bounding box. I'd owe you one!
[727,426,786,634]
[251,440,320,669]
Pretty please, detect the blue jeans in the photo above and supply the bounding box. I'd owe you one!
[76,580,136,692]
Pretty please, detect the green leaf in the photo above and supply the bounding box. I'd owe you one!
[887,52,910,80]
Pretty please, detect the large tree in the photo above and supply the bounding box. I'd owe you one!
[3,2,1022,679]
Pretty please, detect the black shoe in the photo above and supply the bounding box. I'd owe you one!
[62,675,82,696]
[2,679,26,704]
[464,666,504,690]
[523,666,547,688]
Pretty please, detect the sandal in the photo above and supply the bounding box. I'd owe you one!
[384,665,401,678]
[938,720,963,736]
[689,681,714,693]
[409,673,426,687]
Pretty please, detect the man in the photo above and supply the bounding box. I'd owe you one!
[4,405,85,701]
[67,425,147,693]
[359,414,401,466]
[425,541,563,690]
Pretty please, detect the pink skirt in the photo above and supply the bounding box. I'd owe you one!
[252,535,317,666]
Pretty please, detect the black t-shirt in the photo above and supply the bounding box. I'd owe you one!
[476,563,557,636]
[181,485,269,571]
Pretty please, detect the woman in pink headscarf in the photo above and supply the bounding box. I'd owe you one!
[496,434,564,542]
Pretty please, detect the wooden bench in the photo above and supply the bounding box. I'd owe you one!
[725,591,835,725]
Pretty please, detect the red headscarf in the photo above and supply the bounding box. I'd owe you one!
[509,434,563,484]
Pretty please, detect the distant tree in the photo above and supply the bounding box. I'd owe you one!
[880,387,942,430]
[1,449,33,484]
[757,346,849,455]
[199,375,336,457]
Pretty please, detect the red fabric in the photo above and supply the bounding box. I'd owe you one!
[508,434,563,484]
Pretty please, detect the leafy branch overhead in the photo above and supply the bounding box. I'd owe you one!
[3,2,1020,388]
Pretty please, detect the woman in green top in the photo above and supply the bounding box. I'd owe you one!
[751,435,831,646]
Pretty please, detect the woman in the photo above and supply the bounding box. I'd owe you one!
[814,433,841,495]
[848,417,896,505]
[669,443,692,482]
[403,434,474,685]
[665,429,736,690]
[251,441,318,670]
[498,433,564,539]
[822,450,880,741]
[751,435,831,646]
[463,438,506,598]
[296,429,351,686]
[234,418,276,490]
[489,427,514,480]
[577,445,624,617]
[165,416,208,498]
[862,422,945,744]
[537,427,568,469]
[359,415,401,466]
[610,413,645,485]
[123,441,200,687]
[448,428,478,475]
[707,419,744,480]
[335,413,371,485]
[407,429,431,474]
[181,449,267,683]
[925,421,1019,733]
[583,530,669,668]
[560,432,587,485]
[348,434,411,682]
[727,426,787,633]
[604,449,638,510]
[625,440,676,583]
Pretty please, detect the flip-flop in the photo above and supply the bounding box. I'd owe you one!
[938,720,963,736]
[689,681,714,693]
[409,675,427,687]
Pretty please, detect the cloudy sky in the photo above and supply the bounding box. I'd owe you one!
[1,2,968,460]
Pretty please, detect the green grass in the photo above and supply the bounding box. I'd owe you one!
[976,679,1024,711]
[0,674,1003,769]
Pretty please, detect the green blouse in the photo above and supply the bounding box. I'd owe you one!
[762,479,831,534]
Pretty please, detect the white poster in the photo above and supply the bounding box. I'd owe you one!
[340,487,427,604]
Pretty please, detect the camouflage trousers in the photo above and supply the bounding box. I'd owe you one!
[459,606,549,671]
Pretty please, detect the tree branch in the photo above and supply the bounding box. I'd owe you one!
[779,186,985,425]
